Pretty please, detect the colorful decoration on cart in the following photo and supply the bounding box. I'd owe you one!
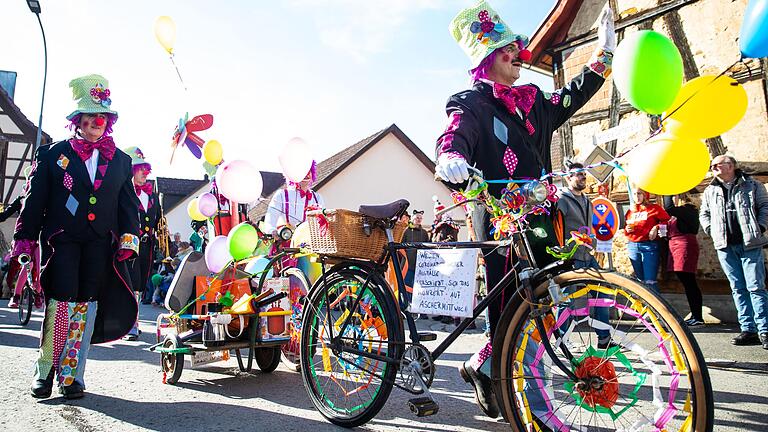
[215,159,263,203]
[243,256,274,279]
[217,290,234,308]
[279,137,314,183]
[171,113,214,162]
[740,0,768,58]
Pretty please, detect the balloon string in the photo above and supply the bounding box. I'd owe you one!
[169,53,188,91]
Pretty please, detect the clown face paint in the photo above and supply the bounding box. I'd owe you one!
[490,43,524,86]
[79,113,108,142]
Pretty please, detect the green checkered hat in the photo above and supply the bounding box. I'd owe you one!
[123,146,149,166]
[66,74,118,121]
[450,1,529,68]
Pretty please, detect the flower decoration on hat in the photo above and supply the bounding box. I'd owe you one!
[470,9,506,45]
[89,83,112,109]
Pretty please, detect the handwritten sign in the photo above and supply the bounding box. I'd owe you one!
[411,249,479,318]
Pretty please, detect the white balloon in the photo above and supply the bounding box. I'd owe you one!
[278,137,314,182]
[215,160,263,203]
[204,235,231,273]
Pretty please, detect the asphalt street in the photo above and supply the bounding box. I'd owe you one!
[0,303,766,431]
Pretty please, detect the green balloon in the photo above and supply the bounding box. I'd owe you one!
[613,30,683,115]
[228,222,259,261]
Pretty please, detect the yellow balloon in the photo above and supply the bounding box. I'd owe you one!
[154,16,176,54]
[187,198,207,221]
[203,140,223,166]
[663,75,748,139]
[627,133,710,195]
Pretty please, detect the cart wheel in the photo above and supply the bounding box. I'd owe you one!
[254,346,281,373]
[161,335,185,384]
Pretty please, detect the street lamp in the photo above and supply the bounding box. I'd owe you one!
[26,0,46,151]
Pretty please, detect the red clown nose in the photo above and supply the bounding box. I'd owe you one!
[518,49,532,62]
[94,117,106,127]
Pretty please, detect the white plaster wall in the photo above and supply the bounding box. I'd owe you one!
[317,133,468,239]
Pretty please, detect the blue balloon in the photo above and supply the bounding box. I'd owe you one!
[740,0,768,58]
[244,256,273,279]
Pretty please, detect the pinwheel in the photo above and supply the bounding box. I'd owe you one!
[171,113,214,162]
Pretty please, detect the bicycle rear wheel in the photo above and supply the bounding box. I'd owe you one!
[300,266,402,427]
[18,286,33,326]
[493,269,713,432]
[281,267,310,372]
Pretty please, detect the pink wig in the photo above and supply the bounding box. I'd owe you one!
[469,39,527,82]
[132,163,152,175]
[68,113,118,136]
[286,160,317,188]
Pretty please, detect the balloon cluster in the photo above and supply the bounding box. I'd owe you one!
[204,222,265,273]
[612,29,749,195]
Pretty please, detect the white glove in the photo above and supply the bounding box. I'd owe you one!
[597,4,616,52]
[435,153,470,184]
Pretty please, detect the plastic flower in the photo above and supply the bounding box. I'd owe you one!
[470,10,506,45]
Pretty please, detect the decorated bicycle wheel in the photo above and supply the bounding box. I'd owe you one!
[280,267,310,371]
[493,270,713,432]
[300,267,401,427]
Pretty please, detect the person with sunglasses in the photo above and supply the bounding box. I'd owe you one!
[700,155,768,349]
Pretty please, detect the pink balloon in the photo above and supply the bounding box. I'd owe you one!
[215,160,263,203]
[204,235,231,273]
[279,137,313,182]
[198,193,218,217]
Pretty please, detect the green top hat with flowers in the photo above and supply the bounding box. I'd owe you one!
[450,0,530,68]
[66,74,118,121]
[123,146,149,166]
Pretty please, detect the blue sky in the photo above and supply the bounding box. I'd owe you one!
[2,0,556,179]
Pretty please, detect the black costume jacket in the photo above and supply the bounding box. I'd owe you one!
[14,139,140,343]
[130,183,162,292]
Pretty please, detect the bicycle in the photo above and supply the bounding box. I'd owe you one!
[299,168,714,430]
[15,253,37,326]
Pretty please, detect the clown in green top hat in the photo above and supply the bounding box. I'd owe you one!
[435,0,616,422]
[66,74,118,121]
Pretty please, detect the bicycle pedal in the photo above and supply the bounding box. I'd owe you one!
[416,332,437,342]
[407,397,439,417]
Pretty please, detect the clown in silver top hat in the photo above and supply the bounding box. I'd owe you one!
[434,0,616,419]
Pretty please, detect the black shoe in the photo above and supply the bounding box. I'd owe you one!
[31,370,54,398]
[597,337,619,350]
[459,362,499,419]
[760,333,768,350]
[731,331,760,346]
[60,382,85,399]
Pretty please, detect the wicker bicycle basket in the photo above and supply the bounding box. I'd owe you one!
[305,209,407,262]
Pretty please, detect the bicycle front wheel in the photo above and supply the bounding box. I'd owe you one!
[300,266,402,428]
[493,269,713,432]
[18,286,33,326]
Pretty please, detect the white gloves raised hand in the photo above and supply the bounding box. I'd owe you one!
[435,153,470,184]
[597,4,616,52]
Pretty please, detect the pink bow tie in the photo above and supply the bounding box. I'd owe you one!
[135,182,153,196]
[70,136,116,161]
[491,83,537,116]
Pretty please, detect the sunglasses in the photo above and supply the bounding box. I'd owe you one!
[710,162,732,169]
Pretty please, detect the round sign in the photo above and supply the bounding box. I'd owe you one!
[591,197,619,241]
